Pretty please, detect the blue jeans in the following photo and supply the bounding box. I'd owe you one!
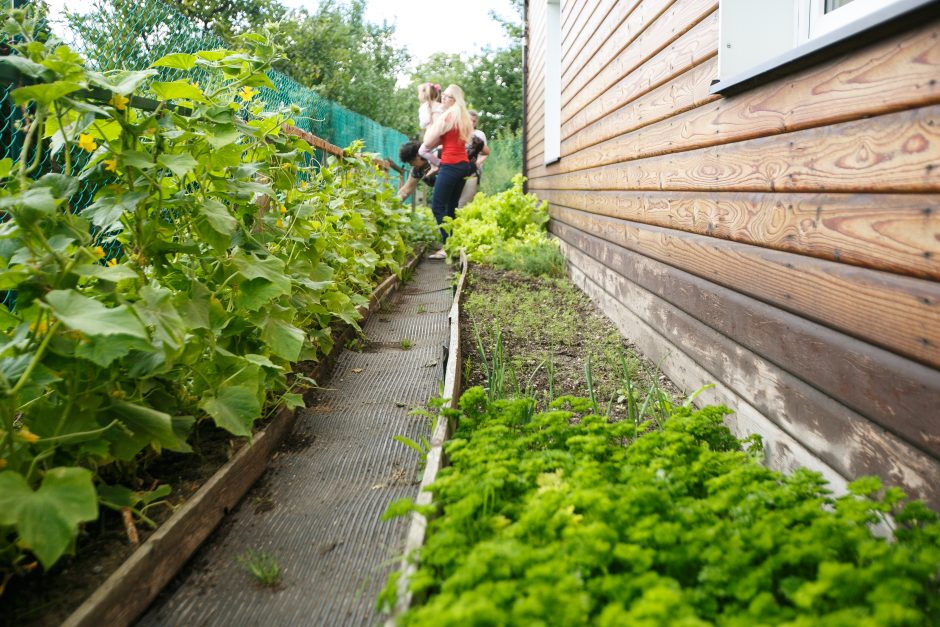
[431,162,472,243]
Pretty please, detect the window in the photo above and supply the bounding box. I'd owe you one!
[543,0,561,165]
[714,0,936,94]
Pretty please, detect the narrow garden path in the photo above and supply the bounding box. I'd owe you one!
[139,260,452,627]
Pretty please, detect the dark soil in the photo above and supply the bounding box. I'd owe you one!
[0,421,240,627]
[459,264,682,416]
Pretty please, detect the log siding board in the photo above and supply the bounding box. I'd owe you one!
[537,189,940,280]
[542,21,940,176]
[551,218,940,459]
[550,205,940,369]
[563,0,716,125]
[528,0,940,507]
[557,234,940,509]
[560,56,720,158]
[560,0,615,71]
[561,0,676,113]
[561,0,642,91]
[560,0,591,52]
[559,15,719,151]
[531,104,940,193]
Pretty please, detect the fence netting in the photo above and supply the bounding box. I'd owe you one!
[1,0,410,306]
[1,0,408,181]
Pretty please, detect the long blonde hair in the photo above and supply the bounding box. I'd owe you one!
[441,84,474,143]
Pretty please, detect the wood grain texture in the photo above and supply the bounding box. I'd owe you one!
[560,14,719,151]
[553,218,940,458]
[532,104,940,193]
[561,56,719,157]
[560,0,591,51]
[545,22,940,176]
[564,0,715,124]
[561,0,641,87]
[550,205,940,368]
[561,0,615,69]
[537,189,940,280]
[562,0,675,112]
[558,235,940,509]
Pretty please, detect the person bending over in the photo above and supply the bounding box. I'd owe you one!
[397,140,438,201]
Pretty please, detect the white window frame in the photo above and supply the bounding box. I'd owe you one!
[803,0,899,39]
[715,0,935,94]
[543,0,561,165]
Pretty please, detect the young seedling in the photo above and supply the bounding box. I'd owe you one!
[400,338,414,350]
[237,549,281,587]
[417,303,427,314]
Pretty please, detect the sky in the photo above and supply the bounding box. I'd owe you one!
[280,0,517,65]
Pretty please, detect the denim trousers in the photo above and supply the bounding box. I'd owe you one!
[431,162,472,243]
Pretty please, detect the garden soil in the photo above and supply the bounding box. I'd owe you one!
[459,264,682,412]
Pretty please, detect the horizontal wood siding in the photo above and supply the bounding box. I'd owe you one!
[524,0,940,505]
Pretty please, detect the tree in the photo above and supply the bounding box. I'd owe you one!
[274,0,413,133]
[166,0,285,40]
[407,0,522,138]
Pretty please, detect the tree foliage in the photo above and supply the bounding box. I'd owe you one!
[69,0,523,139]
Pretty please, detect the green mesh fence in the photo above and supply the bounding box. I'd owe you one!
[1,0,409,306]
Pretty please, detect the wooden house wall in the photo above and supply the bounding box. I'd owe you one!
[523,0,940,508]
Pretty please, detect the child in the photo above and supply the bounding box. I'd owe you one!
[417,82,443,168]
[417,82,443,129]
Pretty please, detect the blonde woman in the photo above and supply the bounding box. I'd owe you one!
[422,84,474,259]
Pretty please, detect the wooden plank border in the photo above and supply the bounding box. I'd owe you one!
[63,249,425,627]
[390,251,468,624]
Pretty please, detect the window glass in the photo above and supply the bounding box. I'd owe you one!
[826,0,856,11]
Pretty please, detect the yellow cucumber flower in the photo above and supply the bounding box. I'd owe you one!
[276,219,284,228]
[107,258,118,267]
[17,427,39,443]
[103,159,118,172]
[93,246,106,258]
[279,204,287,214]
[78,133,98,153]
[238,86,257,101]
[109,93,129,111]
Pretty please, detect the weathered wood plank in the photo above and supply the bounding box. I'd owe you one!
[558,235,940,509]
[553,218,940,458]
[561,0,641,88]
[563,253,853,495]
[561,56,719,157]
[547,22,940,175]
[537,189,940,280]
[561,0,675,112]
[560,0,590,49]
[550,205,940,368]
[560,14,719,149]
[561,0,614,69]
[531,104,940,193]
[563,0,715,124]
